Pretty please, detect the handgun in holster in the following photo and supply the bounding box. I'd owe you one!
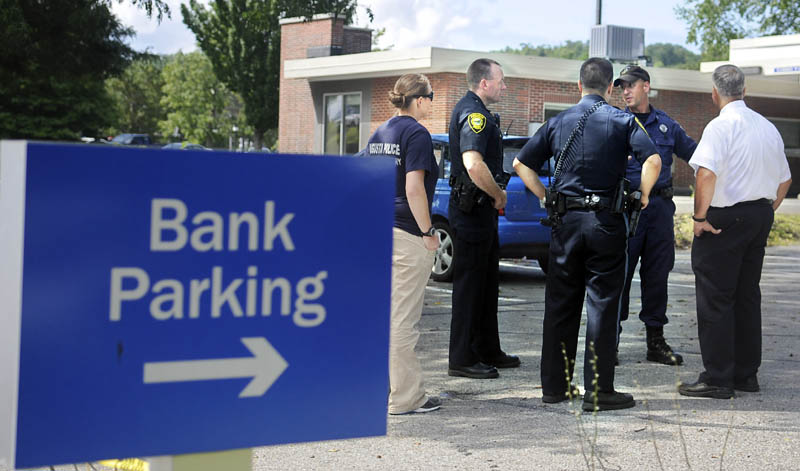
[540,188,565,227]
[450,173,478,212]
[626,190,643,238]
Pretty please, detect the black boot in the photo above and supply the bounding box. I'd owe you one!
[646,326,683,365]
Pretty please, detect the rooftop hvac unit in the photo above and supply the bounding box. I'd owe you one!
[590,25,645,61]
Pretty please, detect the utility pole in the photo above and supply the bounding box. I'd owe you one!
[596,0,602,25]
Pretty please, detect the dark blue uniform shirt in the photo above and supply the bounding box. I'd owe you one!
[448,91,503,179]
[517,95,658,197]
[367,115,438,236]
[625,106,697,191]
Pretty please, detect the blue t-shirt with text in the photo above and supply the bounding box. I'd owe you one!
[367,116,438,236]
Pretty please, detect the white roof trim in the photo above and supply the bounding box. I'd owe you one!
[284,46,800,99]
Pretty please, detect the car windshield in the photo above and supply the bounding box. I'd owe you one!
[111,134,133,145]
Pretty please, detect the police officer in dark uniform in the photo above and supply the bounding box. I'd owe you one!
[447,58,520,379]
[614,66,697,366]
[513,58,661,411]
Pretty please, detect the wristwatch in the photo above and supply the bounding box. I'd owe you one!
[422,227,436,237]
[691,215,707,222]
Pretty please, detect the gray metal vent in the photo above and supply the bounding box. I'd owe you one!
[590,25,645,61]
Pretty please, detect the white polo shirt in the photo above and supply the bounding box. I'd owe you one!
[689,100,791,208]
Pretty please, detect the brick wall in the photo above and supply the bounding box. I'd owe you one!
[280,18,372,153]
[343,27,371,55]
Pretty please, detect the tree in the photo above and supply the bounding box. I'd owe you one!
[105,56,168,137]
[497,40,589,60]
[676,0,800,61]
[106,0,171,21]
[181,0,361,149]
[0,0,137,140]
[159,51,245,148]
[645,43,700,70]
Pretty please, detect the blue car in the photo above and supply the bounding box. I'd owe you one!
[430,134,552,281]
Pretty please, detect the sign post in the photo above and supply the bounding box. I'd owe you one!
[0,141,394,469]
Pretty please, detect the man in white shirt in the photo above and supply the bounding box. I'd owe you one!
[679,64,792,399]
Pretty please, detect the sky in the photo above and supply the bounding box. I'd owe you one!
[111,0,701,55]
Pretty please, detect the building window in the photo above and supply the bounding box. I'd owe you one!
[324,92,361,155]
[543,102,571,121]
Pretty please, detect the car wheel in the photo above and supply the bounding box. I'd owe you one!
[537,254,549,274]
[431,221,455,282]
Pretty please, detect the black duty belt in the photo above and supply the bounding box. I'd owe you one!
[565,195,613,211]
[651,186,674,199]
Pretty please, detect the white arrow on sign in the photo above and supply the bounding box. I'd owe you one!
[143,337,288,398]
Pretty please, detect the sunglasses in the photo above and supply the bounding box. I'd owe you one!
[414,91,434,102]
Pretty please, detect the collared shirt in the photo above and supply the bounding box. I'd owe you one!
[448,91,503,179]
[689,100,791,208]
[624,106,697,191]
[517,95,657,197]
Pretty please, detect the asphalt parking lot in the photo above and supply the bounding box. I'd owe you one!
[10,236,799,471]
[248,244,800,471]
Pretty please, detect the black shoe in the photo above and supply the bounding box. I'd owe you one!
[734,376,760,392]
[678,380,734,399]
[448,362,499,379]
[389,396,441,415]
[582,390,636,411]
[646,328,684,365]
[542,384,581,404]
[481,353,521,369]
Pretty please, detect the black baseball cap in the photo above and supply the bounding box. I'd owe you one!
[614,65,650,87]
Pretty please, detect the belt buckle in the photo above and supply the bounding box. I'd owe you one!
[585,194,600,209]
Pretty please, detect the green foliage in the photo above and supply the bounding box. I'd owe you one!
[106,0,171,21]
[674,213,800,249]
[371,27,392,51]
[497,40,589,60]
[0,0,137,140]
[105,56,168,137]
[181,0,360,149]
[159,51,246,148]
[676,0,800,61]
[645,43,700,70]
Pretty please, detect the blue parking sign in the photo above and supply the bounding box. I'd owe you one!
[0,142,394,469]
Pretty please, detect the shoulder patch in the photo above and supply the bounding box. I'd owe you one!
[467,112,486,133]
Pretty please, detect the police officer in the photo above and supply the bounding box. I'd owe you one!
[614,66,697,366]
[447,58,519,379]
[513,58,661,411]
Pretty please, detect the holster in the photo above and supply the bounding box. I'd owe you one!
[450,173,478,212]
[626,190,643,238]
[540,188,566,227]
[611,178,631,214]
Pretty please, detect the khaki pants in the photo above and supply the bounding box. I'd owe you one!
[388,228,435,414]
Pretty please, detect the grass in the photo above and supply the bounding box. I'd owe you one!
[674,213,800,249]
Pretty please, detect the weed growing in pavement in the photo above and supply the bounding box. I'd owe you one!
[633,378,665,471]
[562,341,614,471]
[562,343,592,470]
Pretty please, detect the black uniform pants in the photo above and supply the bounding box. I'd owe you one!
[620,195,676,332]
[448,202,502,366]
[541,209,627,395]
[691,200,773,388]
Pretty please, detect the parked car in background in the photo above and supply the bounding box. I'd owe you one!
[110,133,153,146]
[430,134,553,281]
[162,142,211,151]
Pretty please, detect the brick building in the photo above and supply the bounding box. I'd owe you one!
[279,15,800,195]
